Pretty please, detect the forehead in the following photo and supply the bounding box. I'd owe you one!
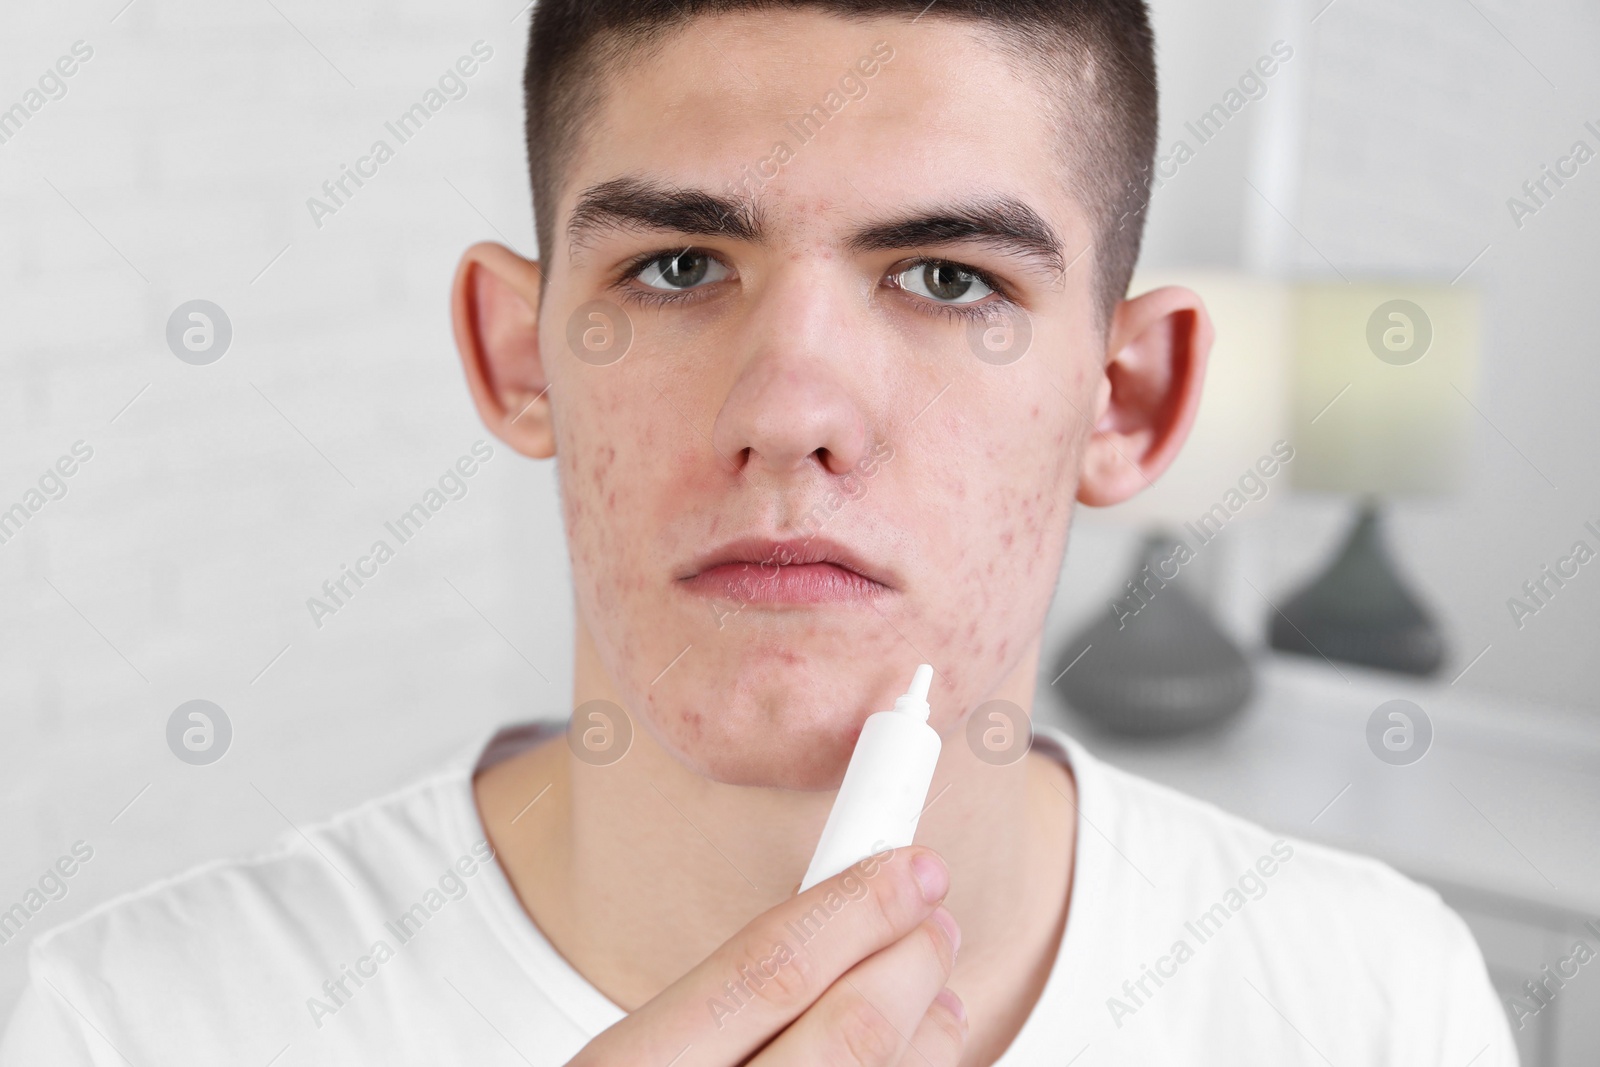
[568,11,1085,245]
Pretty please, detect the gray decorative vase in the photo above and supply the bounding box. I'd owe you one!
[1052,533,1255,736]
[1267,500,1446,676]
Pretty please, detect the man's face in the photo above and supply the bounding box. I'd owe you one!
[544,13,1103,788]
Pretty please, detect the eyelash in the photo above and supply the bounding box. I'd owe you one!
[610,248,1014,322]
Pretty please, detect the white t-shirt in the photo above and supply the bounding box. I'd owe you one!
[0,721,1516,1065]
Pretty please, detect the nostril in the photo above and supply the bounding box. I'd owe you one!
[814,447,852,476]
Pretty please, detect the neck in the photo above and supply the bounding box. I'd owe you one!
[476,620,1076,1063]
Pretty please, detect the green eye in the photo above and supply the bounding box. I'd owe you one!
[635,249,730,291]
[894,261,995,304]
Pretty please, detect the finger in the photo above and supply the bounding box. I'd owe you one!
[897,989,967,1067]
[754,907,960,1067]
[571,846,950,1067]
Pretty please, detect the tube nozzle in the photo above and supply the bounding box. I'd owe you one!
[892,664,934,721]
[907,664,932,702]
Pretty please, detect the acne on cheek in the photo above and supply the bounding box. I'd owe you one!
[938,458,1070,691]
[561,445,633,626]
[679,704,705,741]
[591,444,617,489]
[885,401,1075,712]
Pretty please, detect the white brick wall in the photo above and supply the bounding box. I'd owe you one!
[0,0,571,1007]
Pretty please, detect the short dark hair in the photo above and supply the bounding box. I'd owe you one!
[523,0,1157,322]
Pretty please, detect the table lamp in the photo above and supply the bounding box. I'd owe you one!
[1051,271,1292,735]
[1268,281,1480,676]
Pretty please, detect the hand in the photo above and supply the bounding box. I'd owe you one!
[567,846,966,1066]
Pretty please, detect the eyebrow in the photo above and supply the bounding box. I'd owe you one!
[844,196,1067,280]
[566,177,761,250]
[565,176,1067,281]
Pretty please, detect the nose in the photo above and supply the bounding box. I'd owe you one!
[710,270,871,481]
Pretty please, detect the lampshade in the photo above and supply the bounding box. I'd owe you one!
[1288,282,1480,496]
[1102,270,1293,525]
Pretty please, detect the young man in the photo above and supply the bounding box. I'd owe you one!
[2,1,1515,1064]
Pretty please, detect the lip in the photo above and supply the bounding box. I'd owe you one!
[678,536,893,605]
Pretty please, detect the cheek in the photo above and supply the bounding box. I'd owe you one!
[556,380,728,662]
[556,390,642,606]
[915,402,1078,692]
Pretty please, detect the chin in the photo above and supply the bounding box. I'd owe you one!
[641,659,886,790]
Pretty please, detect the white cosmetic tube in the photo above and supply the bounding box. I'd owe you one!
[799,664,942,893]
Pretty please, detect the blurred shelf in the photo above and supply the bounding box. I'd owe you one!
[1042,652,1600,917]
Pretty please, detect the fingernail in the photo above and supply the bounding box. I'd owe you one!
[911,852,948,903]
[932,906,962,957]
[936,987,967,1026]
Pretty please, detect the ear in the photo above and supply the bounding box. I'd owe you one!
[1076,285,1212,507]
[450,241,554,459]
